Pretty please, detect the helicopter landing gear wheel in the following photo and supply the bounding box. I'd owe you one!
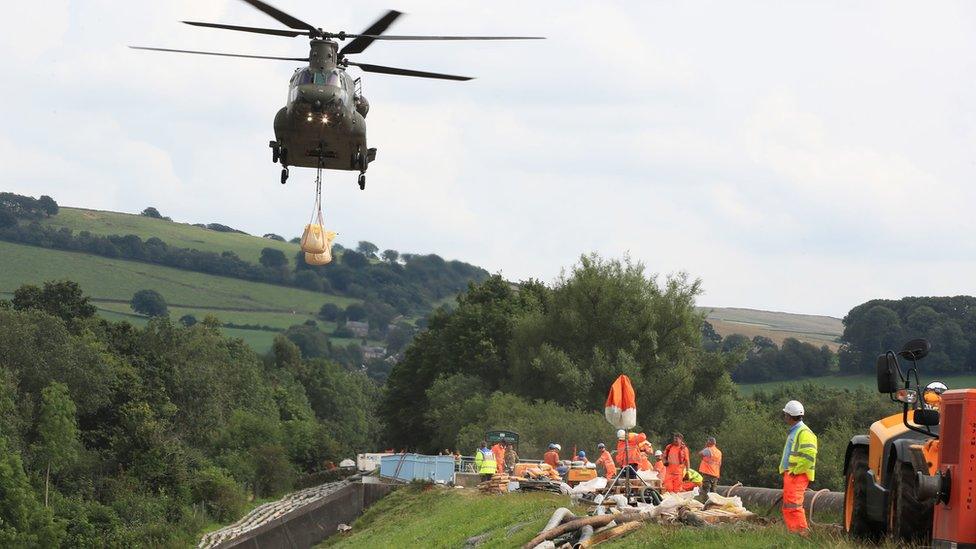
[280,167,289,185]
[358,173,366,190]
[269,141,280,164]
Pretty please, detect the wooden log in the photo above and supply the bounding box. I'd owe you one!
[577,521,643,548]
[521,513,642,549]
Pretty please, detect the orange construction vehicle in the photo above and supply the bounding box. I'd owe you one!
[843,338,975,546]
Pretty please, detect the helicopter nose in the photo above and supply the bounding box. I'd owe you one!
[298,85,340,111]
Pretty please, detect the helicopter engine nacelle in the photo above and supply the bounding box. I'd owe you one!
[355,95,370,118]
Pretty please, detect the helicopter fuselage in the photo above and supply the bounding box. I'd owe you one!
[271,40,374,173]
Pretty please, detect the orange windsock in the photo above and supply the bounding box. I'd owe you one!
[604,374,637,429]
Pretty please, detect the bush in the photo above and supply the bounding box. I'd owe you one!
[131,289,168,317]
[318,303,341,322]
[140,207,162,219]
[190,466,247,522]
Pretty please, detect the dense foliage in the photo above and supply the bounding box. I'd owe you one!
[382,255,740,459]
[729,336,835,383]
[840,296,976,374]
[0,282,380,546]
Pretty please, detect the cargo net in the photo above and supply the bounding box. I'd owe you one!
[300,170,336,265]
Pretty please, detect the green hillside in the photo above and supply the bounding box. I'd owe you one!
[738,373,976,396]
[39,207,299,265]
[0,240,356,351]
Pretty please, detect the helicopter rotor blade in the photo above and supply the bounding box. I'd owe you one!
[345,34,545,41]
[129,46,308,62]
[236,0,318,32]
[182,21,307,37]
[346,61,472,81]
[339,10,403,56]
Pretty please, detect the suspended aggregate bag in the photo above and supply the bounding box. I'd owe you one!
[305,231,338,265]
[300,177,328,254]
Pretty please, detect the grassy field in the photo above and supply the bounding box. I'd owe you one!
[702,307,843,350]
[0,240,361,353]
[738,374,976,395]
[323,485,891,548]
[40,207,300,265]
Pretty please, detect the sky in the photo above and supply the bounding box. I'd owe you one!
[2,1,975,317]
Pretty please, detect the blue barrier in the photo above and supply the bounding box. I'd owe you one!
[379,454,455,483]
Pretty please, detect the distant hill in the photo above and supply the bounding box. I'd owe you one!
[40,207,298,265]
[0,199,487,354]
[701,306,843,350]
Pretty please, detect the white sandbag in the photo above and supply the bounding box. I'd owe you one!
[301,223,327,254]
[705,492,744,510]
[636,470,659,481]
[570,476,608,494]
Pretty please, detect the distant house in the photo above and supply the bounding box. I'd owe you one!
[363,346,387,360]
[346,321,369,338]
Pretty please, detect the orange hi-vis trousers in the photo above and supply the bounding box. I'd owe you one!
[663,463,685,492]
[782,472,810,532]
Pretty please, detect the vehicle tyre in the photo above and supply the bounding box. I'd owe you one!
[887,462,933,542]
[844,447,883,540]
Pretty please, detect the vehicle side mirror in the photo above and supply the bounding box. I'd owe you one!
[898,338,931,361]
[876,354,901,393]
[915,409,940,426]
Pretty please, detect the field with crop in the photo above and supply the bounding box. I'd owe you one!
[323,485,890,548]
[40,207,299,265]
[702,307,843,350]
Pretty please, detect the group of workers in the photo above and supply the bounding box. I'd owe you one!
[473,437,519,480]
[471,399,817,535]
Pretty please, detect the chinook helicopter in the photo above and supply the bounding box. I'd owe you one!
[131,0,542,189]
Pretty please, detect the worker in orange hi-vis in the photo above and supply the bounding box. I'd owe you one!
[779,400,818,534]
[595,442,616,480]
[652,450,666,478]
[662,432,690,492]
[698,436,723,494]
[543,443,560,468]
[491,437,507,474]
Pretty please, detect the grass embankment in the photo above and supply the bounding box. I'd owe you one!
[738,374,976,396]
[324,486,888,548]
[0,240,357,352]
[41,207,299,265]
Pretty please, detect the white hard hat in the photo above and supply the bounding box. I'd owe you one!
[783,400,805,416]
[617,429,626,439]
[553,444,562,451]
[654,450,663,456]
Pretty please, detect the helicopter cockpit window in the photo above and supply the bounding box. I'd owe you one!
[294,69,313,86]
[313,70,342,87]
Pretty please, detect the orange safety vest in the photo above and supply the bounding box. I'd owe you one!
[663,443,690,467]
[653,460,666,477]
[597,449,616,478]
[543,450,560,468]
[637,451,651,471]
[615,439,641,467]
[699,445,722,477]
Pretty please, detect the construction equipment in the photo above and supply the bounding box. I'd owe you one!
[843,337,976,546]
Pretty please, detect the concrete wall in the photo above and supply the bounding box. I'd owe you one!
[221,482,394,549]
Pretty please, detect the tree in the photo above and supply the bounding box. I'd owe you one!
[318,303,341,322]
[259,247,288,269]
[140,207,163,219]
[179,314,198,327]
[34,382,79,506]
[0,436,62,546]
[263,233,285,242]
[37,195,59,216]
[131,289,168,317]
[11,281,96,322]
[356,241,379,258]
[0,207,16,228]
[381,249,400,263]
[344,303,367,321]
[342,250,369,269]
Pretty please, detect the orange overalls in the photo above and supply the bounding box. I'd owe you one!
[491,443,506,474]
[596,449,617,480]
[662,443,690,492]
